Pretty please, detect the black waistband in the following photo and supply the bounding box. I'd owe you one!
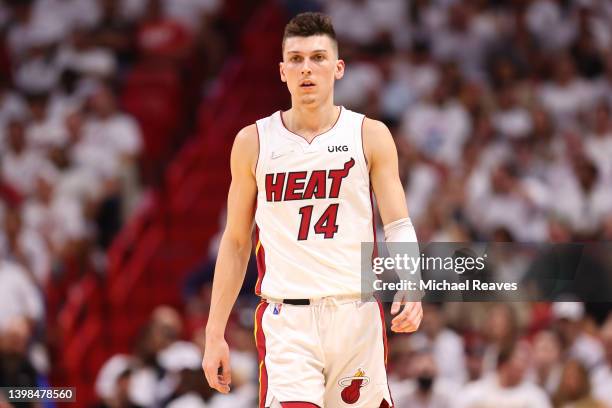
[282,299,310,305]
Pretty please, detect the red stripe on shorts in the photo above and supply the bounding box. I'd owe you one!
[255,301,269,408]
[255,226,266,295]
[376,299,394,407]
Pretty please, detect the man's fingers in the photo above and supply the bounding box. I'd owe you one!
[203,361,230,393]
[391,302,417,325]
[216,375,230,393]
[390,291,408,314]
[221,355,232,386]
[204,362,219,389]
[391,303,423,332]
[390,301,401,315]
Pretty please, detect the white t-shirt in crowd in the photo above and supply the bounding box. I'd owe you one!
[584,132,612,178]
[380,58,439,120]
[26,118,68,153]
[83,114,143,158]
[0,228,51,285]
[402,100,471,167]
[567,334,606,372]
[0,92,27,153]
[1,150,52,196]
[591,364,612,406]
[456,374,552,408]
[334,61,383,111]
[411,329,468,385]
[328,0,400,45]
[22,194,87,250]
[0,260,44,330]
[389,377,459,408]
[538,80,597,127]
[492,107,533,139]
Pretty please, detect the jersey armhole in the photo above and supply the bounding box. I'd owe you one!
[254,120,265,181]
[355,114,370,181]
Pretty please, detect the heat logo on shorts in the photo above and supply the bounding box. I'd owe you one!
[338,368,369,404]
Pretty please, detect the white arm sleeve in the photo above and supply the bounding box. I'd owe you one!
[384,217,418,243]
[383,217,423,300]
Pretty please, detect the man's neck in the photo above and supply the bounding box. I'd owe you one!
[283,103,340,142]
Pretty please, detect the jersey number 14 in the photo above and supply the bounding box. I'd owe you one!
[297,204,339,240]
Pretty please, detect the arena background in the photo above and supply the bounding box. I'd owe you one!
[0,0,611,407]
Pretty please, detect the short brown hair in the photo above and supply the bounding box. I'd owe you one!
[282,12,337,55]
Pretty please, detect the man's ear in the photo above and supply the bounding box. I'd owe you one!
[279,62,287,83]
[335,59,345,80]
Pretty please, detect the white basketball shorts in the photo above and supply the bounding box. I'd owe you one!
[253,296,394,408]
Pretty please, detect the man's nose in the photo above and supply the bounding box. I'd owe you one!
[301,59,312,75]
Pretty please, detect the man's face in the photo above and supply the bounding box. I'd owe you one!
[280,35,344,106]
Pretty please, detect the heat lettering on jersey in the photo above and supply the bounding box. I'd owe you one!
[265,158,355,202]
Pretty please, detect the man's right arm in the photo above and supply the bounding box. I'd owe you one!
[203,124,259,394]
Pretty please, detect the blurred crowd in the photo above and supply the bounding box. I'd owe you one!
[94,300,612,407]
[0,0,226,401]
[94,0,612,389]
[2,0,612,407]
[326,0,612,243]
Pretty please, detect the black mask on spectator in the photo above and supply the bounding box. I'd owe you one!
[417,375,434,392]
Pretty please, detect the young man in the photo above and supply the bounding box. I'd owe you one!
[203,12,423,408]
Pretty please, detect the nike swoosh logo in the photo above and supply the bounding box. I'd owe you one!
[271,150,294,159]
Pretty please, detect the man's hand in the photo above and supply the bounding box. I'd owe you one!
[390,291,423,333]
[203,334,232,394]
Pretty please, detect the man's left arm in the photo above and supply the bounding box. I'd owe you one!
[363,117,423,333]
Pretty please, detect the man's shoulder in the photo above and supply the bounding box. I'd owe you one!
[236,123,259,141]
[361,116,390,136]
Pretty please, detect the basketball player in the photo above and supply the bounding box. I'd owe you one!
[203,12,422,408]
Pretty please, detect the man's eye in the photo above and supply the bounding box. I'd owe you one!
[291,56,301,62]
[314,55,324,61]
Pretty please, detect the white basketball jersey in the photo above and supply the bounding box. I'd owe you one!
[254,107,374,299]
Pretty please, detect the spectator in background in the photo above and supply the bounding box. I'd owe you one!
[392,348,456,408]
[591,315,612,404]
[81,83,142,240]
[94,355,141,408]
[88,0,138,66]
[400,78,471,169]
[481,304,521,374]
[537,54,597,129]
[583,102,612,179]
[529,330,563,396]
[0,206,49,285]
[553,360,606,408]
[136,0,194,64]
[0,259,43,331]
[553,302,605,373]
[1,118,50,197]
[492,85,533,140]
[24,92,67,153]
[457,342,552,408]
[22,168,87,258]
[333,52,383,115]
[430,2,497,81]
[84,83,141,166]
[410,303,467,385]
[128,306,183,407]
[0,317,38,398]
[0,77,27,152]
[379,37,439,125]
[327,0,406,50]
[464,338,486,383]
[466,158,549,241]
[157,341,211,407]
